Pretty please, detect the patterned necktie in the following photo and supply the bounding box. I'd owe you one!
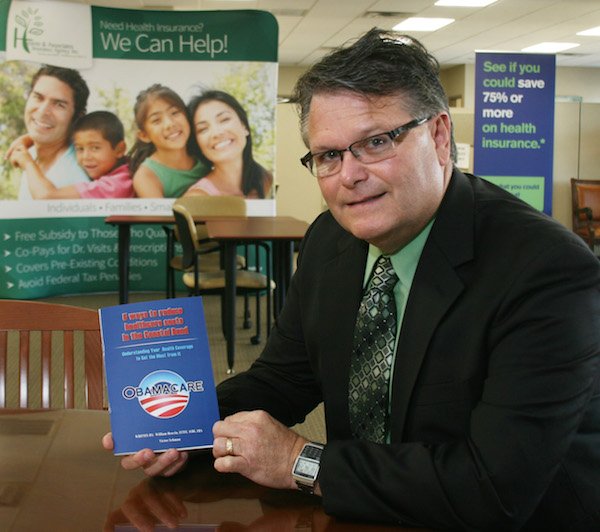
[348,255,399,443]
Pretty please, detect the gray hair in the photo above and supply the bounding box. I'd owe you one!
[293,28,456,161]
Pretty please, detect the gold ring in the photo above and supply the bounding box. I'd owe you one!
[225,437,234,455]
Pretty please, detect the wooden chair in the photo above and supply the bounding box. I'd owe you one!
[169,196,256,330]
[165,196,225,299]
[173,202,273,364]
[0,299,104,410]
[571,178,600,254]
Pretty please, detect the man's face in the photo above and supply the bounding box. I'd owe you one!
[307,91,453,253]
[25,75,76,147]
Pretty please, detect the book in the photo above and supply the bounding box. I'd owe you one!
[99,296,220,455]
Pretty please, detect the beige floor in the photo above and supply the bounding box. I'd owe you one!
[37,291,327,443]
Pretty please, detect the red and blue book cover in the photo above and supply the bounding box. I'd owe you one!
[99,296,220,455]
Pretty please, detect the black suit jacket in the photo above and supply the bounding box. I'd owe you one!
[217,169,600,531]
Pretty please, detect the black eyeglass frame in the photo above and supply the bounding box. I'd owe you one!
[300,115,433,178]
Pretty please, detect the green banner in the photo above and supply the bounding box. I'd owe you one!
[0,0,8,51]
[480,176,545,211]
[92,7,278,62]
[0,1,278,299]
[2,217,267,299]
[2,217,170,298]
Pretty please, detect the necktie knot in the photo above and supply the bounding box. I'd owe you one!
[370,255,398,294]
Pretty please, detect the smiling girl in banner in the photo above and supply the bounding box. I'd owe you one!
[129,84,208,198]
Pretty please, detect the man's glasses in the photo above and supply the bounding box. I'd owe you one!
[300,116,432,178]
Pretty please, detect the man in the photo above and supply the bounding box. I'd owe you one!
[104,29,600,530]
[10,65,90,199]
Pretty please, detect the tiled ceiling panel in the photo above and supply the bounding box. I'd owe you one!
[59,0,600,67]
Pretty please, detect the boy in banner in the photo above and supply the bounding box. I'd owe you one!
[10,111,133,199]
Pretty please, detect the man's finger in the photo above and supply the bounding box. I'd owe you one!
[140,449,184,477]
[102,432,114,451]
[121,449,156,472]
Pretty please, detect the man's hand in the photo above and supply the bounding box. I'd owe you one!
[212,410,307,491]
[102,432,189,477]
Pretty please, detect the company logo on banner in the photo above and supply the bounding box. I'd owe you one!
[473,52,556,215]
[6,1,92,68]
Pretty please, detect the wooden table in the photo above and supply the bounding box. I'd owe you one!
[105,215,307,306]
[105,215,308,372]
[0,409,428,532]
[205,217,308,371]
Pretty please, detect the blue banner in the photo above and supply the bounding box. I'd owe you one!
[473,52,556,215]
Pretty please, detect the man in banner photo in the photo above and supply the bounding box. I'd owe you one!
[8,64,91,199]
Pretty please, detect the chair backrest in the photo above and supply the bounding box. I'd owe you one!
[0,300,104,410]
[173,196,248,269]
[173,203,202,270]
[171,196,247,252]
[571,178,600,229]
[173,196,247,217]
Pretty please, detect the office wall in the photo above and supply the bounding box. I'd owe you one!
[542,101,600,229]
[579,102,600,177]
[554,102,581,228]
[440,65,467,107]
[275,102,323,223]
[276,66,325,223]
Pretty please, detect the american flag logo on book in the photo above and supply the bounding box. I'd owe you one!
[123,370,194,419]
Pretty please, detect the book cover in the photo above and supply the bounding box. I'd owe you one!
[99,296,220,455]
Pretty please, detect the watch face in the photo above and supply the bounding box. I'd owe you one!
[296,458,319,478]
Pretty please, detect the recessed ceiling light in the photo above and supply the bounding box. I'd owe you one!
[435,0,497,6]
[393,17,454,32]
[521,42,580,53]
[577,26,600,36]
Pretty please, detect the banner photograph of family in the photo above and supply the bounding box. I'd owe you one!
[0,60,276,202]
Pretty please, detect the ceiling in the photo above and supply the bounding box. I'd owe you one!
[64,0,600,68]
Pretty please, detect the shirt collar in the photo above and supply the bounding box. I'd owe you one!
[365,218,435,288]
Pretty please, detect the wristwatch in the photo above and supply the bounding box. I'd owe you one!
[292,442,324,494]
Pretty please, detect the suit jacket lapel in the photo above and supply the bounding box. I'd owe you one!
[389,169,475,441]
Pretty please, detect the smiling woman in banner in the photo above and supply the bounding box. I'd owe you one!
[183,90,273,199]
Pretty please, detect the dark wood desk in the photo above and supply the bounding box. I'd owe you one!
[0,409,427,532]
